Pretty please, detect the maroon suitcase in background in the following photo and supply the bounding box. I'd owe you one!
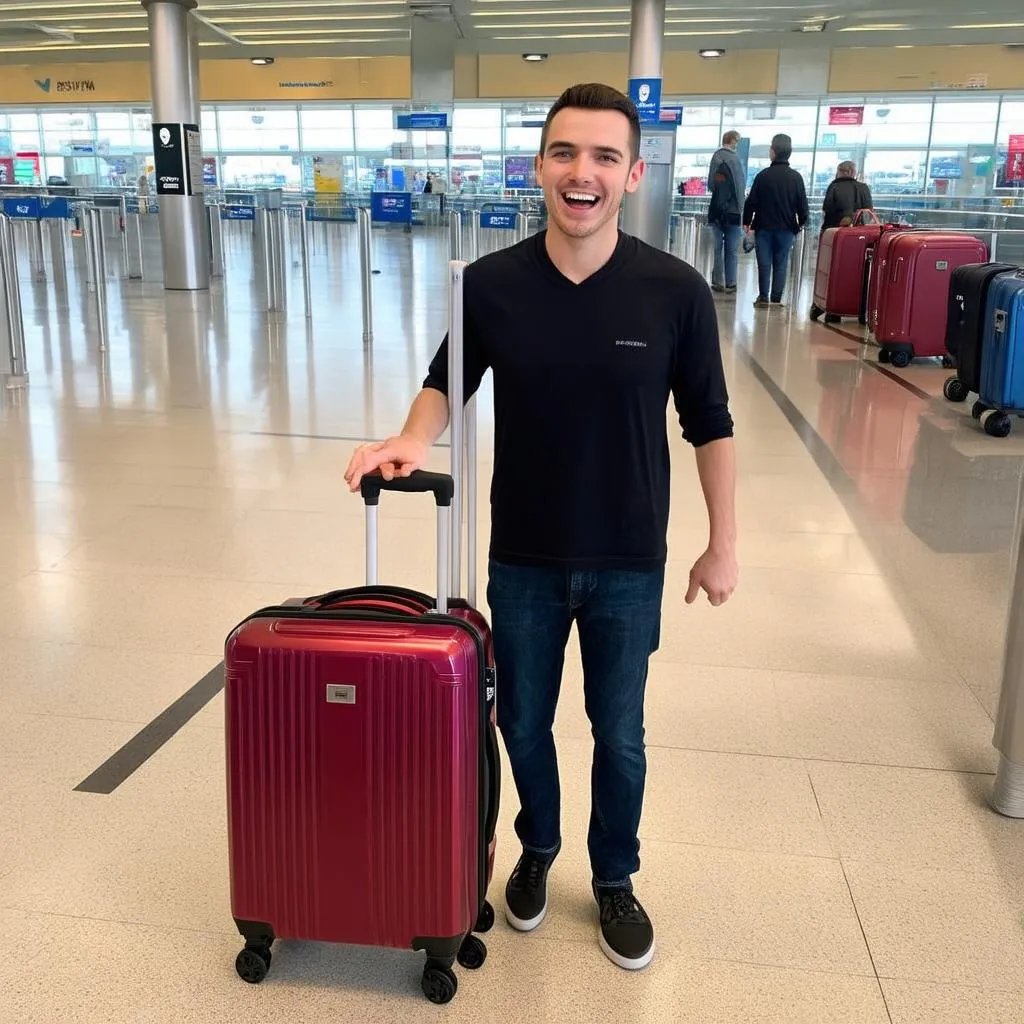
[224,261,497,1007]
[875,232,988,368]
[810,213,882,323]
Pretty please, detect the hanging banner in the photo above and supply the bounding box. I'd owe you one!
[828,106,865,126]
[313,155,342,193]
[1007,135,1024,185]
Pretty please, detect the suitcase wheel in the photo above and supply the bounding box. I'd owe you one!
[943,376,968,403]
[981,410,1013,438]
[474,899,495,934]
[941,355,955,369]
[809,304,823,322]
[235,945,272,984]
[889,349,911,369]
[457,934,487,971]
[421,963,458,1004]
[878,348,891,364]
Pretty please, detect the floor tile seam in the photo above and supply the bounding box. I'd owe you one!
[638,743,999,777]
[0,903,239,939]
[646,655,958,687]
[836,858,896,1024]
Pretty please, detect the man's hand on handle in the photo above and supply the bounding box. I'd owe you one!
[344,435,430,492]
[685,543,738,608]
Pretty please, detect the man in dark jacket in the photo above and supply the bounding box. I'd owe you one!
[742,133,809,308]
[706,130,745,294]
[821,161,873,230]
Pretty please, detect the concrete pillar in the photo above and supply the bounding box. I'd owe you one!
[621,0,676,252]
[142,0,209,291]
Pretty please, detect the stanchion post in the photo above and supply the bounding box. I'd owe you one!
[0,214,29,387]
[470,210,480,263]
[86,207,108,352]
[359,206,373,345]
[209,204,224,279]
[300,202,312,321]
[449,209,463,261]
[118,194,130,278]
[126,211,144,280]
[48,217,69,308]
[30,218,46,283]
[515,211,528,244]
[991,493,1024,818]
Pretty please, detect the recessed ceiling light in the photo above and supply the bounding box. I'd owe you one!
[521,52,547,61]
[698,48,725,58]
[250,56,274,65]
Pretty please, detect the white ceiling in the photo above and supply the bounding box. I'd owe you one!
[0,0,1022,65]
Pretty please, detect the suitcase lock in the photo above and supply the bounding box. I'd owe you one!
[994,310,1007,335]
[326,684,357,704]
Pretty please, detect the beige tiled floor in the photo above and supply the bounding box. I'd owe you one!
[2,220,1023,1022]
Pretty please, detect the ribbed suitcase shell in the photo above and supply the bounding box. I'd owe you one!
[945,263,1019,393]
[225,603,488,952]
[980,272,1024,411]
[813,225,881,318]
[876,233,988,357]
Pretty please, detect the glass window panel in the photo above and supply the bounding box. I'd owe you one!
[452,106,501,151]
[220,153,302,188]
[678,103,722,126]
[930,99,1000,146]
[218,108,299,152]
[677,125,722,151]
[506,127,541,153]
[863,149,927,194]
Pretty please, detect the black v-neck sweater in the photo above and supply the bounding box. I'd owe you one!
[423,229,734,571]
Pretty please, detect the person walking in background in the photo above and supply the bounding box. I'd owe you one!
[821,160,873,230]
[742,133,809,308]
[706,130,745,296]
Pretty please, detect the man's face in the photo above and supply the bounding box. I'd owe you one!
[536,107,644,240]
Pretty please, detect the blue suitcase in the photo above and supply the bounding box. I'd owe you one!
[977,269,1024,437]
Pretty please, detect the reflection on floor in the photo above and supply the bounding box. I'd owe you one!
[2,221,1023,1024]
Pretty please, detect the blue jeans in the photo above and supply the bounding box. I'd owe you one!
[486,560,665,890]
[755,228,797,302]
[710,222,742,288]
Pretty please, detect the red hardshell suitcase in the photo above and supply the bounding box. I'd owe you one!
[875,232,988,367]
[810,211,882,323]
[224,261,498,1007]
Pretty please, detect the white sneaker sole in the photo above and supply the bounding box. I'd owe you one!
[504,900,547,932]
[598,930,655,970]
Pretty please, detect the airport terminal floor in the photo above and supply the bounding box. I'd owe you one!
[2,218,1024,1023]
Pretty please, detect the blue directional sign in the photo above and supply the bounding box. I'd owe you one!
[305,206,356,223]
[628,77,663,125]
[370,191,412,224]
[221,205,255,221]
[39,197,71,220]
[396,113,449,130]
[3,197,42,219]
[480,211,515,230]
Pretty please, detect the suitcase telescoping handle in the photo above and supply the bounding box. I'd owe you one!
[447,259,477,607]
[360,470,455,614]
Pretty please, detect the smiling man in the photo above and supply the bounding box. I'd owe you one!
[344,82,737,971]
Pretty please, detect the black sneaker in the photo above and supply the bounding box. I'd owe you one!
[593,885,655,970]
[504,851,552,932]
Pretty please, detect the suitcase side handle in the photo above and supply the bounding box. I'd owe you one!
[359,469,454,507]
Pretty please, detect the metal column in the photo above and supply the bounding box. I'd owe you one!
[0,215,28,387]
[992,493,1024,817]
[47,218,69,308]
[449,209,463,261]
[142,0,209,291]
[620,0,674,251]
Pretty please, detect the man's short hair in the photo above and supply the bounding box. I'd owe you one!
[771,133,793,162]
[540,82,642,164]
[722,130,741,147]
[837,160,857,178]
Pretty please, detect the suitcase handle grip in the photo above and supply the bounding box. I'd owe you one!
[360,470,454,508]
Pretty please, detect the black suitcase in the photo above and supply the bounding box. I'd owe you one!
[943,262,1018,403]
